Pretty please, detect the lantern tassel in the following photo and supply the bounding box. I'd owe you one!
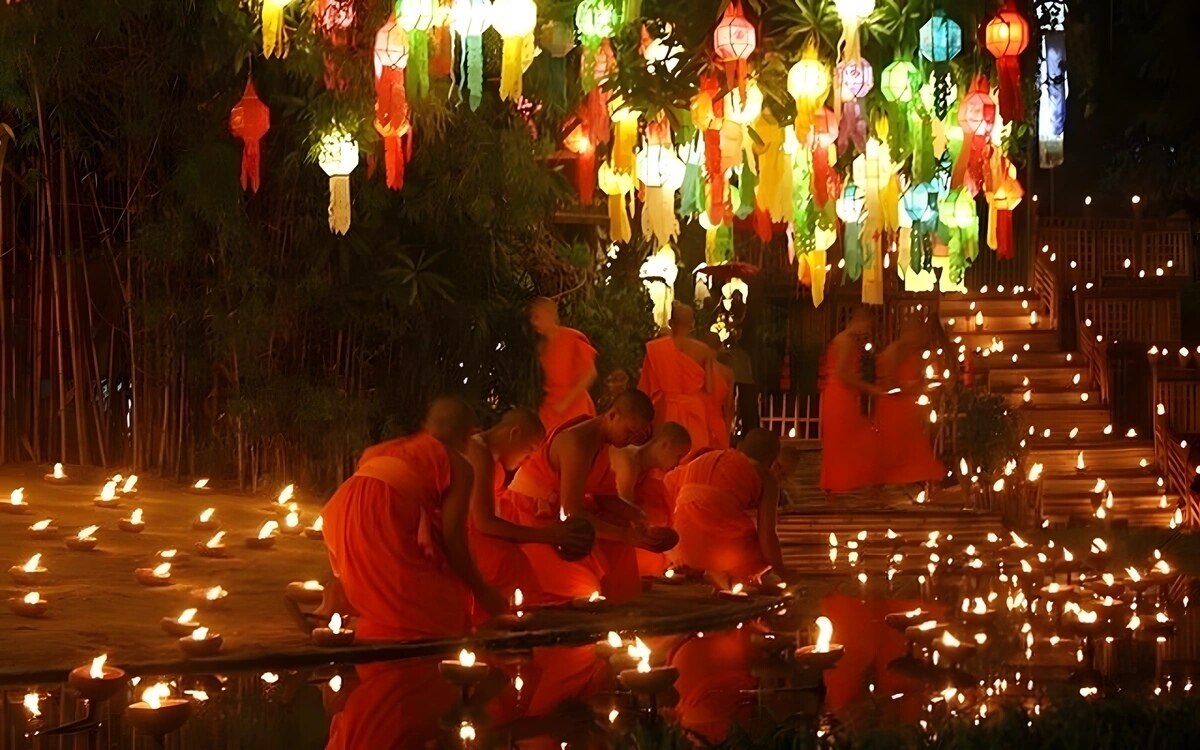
[328,175,352,235]
[466,35,483,111]
[704,128,725,225]
[241,140,261,193]
[499,34,526,102]
[383,134,407,191]
[262,3,288,58]
[406,30,430,100]
[810,249,827,307]
[843,221,863,280]
[997,58,1023,123]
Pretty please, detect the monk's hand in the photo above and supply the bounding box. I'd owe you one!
[550,518,595,558]
[637,526,679,553]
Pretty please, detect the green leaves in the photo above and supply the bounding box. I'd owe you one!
[383,247,456,307]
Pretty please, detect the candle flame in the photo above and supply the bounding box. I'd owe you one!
[1102,573,1115,586]
[1027,463,1043,482]
[199,508,215,523]
[1047,583,1060,593]
[1126,567,1142,583]
[194,478,209,489]
[1076,452,1085,470]
[191,626,209,641]
[99,481,117,502]
[89,654,107,679]
[23,591,40,604]
[10,487,24,505]
[329,613,343,635]
[23,553,42,572]
[917,620,937,631]
[77,525,100,540]
[973,598,987,615]
[607,631,622,648]
[730,582,744,595]
[285,511,299,528]
[587,590,604,602]
[29,519,51,531]
[142,683,170,710]
[151,562,171,578]
[513,587,524,608]
[458,648,475,667]
[121,475,138,493]
[53,463,65,479]
[130,508,144,525]
[1078,610,1098,624]
[205,586,227,600]
[23,692,40,717]
[941,631,961,648]
[1063,548,1075,562]
[1092,538,1108,554]
[664,567,675,578]
[206,531,226,548]
[814,616,834,653]
[312,515,324,531]
[1154,559,1171,575]
[159,549,177,559]
[1092,478,1107,494]
[1128,614,1141,631]
[329,675,342,693]
[258,520,279,539]
[302,579,322,591]
[177,608,198,624]
[277,484,294,505]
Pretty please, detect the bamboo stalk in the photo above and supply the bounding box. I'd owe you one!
[62,149,90,465]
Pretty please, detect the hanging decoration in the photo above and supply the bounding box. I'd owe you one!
[229,81,271,194]
[564,125,596,204]
[712,1,756,96]
[879,58,919,158]
[640,245,679,329]
[598,162,634,243]
[317,129,360,235]
[575,0,621,92]
[835,181,866,280]
[374,16,410,190]
[637,141,686,248]
[901,181,939,272]
[919,10,962,119]
[833,0,874,61]
[315,0,357,89]
[397,0,435,100]
[261,0,295,58]
[834,57,872,155]
[985,0,1030,123]
[492,0,538,102]
[1036,0,1068,168]
[987,162,1024,259]
[787,43,830,137]
[450,0,492,110]
[956,77,997,195]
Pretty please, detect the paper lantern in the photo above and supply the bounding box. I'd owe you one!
[787,46,830,134]
[835,58,872,153]
[811,107,840,207]
[836,182,866,280]
[985,0,1030,122]
[880,60,918,104]
[598,161,635,243]
[987,170,1024,259]
[576,0,620,91]
[315,0,355,40]
[640,246,678,329]
[492,0,538,102]
[229,80,270,194]
[959,85,997,137]
[317,130,360,235]
[398,0,435,100]
[261,0,295,58]
[451,0,492,110]
[712,2,756,93]
[939,188,975,228]
[564,125,595,204]
[374,17,410,190]
[722,80,763,125]
[919,10,962,63]
[833,0,874,60]
[637,144,686,247]
[902,182,939,271]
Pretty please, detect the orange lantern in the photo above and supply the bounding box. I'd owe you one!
[374,16,410,190]
[985,0,1030,122]
[987,165,1024,260]
[956,77,996,195]
[712,1,756,95]
[564,125,596,204]
[229,81,270,194]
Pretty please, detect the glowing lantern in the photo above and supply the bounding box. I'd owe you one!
[374,17,411,190]
[902,182,939,271]
[637,144,686,247]
[712,2,756,94]
[450,0,492,111]
[987,168,1024,260]
[229,81,270,194]
[788,45,830,135]
[640,246,679,328]
[491,0,538,102]
[836,182,866,280]
[598,162,635,243]
[880,59,918,104]
[564,125,596,204]
[833,0,874,60]
[575,0,620,91]
[958,77,997,193]
[985,0,1030,122]
[919,11,962,119]
[315,0,356,87]
[722,79,763,125]
[810,107,840,207]
[261,0,295,58]
[317,129,360,235]
[835,57,872,153]
[398,0,435,100]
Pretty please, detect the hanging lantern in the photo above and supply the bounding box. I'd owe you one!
[835,57,872,154]
[810,107,840,207]
[880,59,918,104]
[261,0,295,58]
[712,2,756,95]
[833,0,874,61]
[576,0,621,91]
[564,125,596,204]
[787,44,830,136]
[938,188,978,285]
[598,161,635,243]
[397,0,435,100]
[315,0,355,42]
[450,0,492,111]
[609,98,640,176]
[957,77,997,195]
[836,181,866,280]
[374,16,411,190]
[901,182,939,271]
[492,0,538,102]
[317,129,360,235]
[1038,1,1068,168]
[637,144,686,248]
[919,10,962,119]
[987,167,1023,260]
[985,0,1030,122]
[678,137,705,218]
[640,246,679,329]
[229,80,270,194]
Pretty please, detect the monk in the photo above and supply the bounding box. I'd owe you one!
[500,390,675,603]
[530,297,598,434]
[464,408,593,620]
[608,422,693,577]
[820,308,884,499]
[638,302,714,450]
[321,397,504,640]
[875,318,946,487]
[664,429,791,589]
[701,332,735,449]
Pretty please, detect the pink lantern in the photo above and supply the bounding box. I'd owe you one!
[712,2,756,94]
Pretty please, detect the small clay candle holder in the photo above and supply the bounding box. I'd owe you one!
[2,501,30,515]
[9,565,47,586]
[285,581,325,606]
[570,594,607,612]
[64,536,98,552]
[28,522,59,540]
[178,631,224,658]
[1085,578,1127,599]
[93,498,121,509]
[194,541,229,559]
[311,618,355,648]
[618,665,679,694]
[280,518,304,536]
[9,594,48,618]
[960,608,999,627]
[245,536,276,550]
[67,662,127,703]
[135,567,173,587]
[43,464,71,483]
[1039,583,1079,603]
[304,525,324,541]
[438,653,489,686]
[187,481,213,496]
[118,518,145,534]
[716,585,750,602]
[191,586,229,605]
[794,644,846,671]
[933,637,977,667]
[884,610,933,634]
[124,698,191,737]
[904,621,948,645]
[160,616,201,637]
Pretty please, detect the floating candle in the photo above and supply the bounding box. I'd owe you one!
[94,480,121,508]
[119,508,145,533]
[65,525,100,551]
[3,487,29,514]
[9,591,48,618]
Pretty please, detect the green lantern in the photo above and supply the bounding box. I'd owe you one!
[880,60,918,104]
[576,0,621,91]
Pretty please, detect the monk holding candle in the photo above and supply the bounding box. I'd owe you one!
[608,421,693,577]
[820,308,884,500]
[500,390,674,603]
[875,318,945,487]
[638,303,715,450]
[464,408,594,621]
[664,429,793,588]
[530,297,598,434]
[321,397,504,640]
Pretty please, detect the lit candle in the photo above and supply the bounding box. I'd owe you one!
[3,487,29,515]
[178,625,224,658]
[161,607,201,636]
[9,553,47,585]
[196,530,228,558]
[276,483,295,506]
[246,520,279,549]
[189,478,212,494]
[44,463,68,482]
[67,654,126,703]
[9,590,48,618]
[124,683,191,737]
[28,518,58,539]
[312,612,356,647]
[121,474,139,494]
[94,480,121,508]
[282,506,303,535]
[304,514,324,540]
[119,508,146,533]
[135,562,173,587]
[65,525,101,551]
[285,579,324,605]
[192,507,219,531]
[192,585,229,605]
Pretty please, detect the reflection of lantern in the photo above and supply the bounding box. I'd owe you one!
[637,144,686,247]
[836,182,866,280]
[880,60,918,104]
[262,0,295,58]
[835,58,872,154]
[640,246,679,328]
[712,2,756,93]
[919,10,961,119]
[229,81,270,194]
[451,0,492,110]
[317,130,360,235]
[492,0,538,102]
[787,45,830,134]
[374,16,410,190]
[985,0,1030,122]
[833,0,874,60]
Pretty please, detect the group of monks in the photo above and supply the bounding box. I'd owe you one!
[315,297,795,641]
[819,308,947,498]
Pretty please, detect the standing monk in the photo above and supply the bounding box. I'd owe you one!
[322,397,504,640]
[530,297,598,434]
[664,429,791,589]
[701,332,735,449]
[875,318,945,486]
[820,308,884,499]
[464,408,594,621]
[609,422,693,577]
[500,390,675,603]
[638,303,714,450]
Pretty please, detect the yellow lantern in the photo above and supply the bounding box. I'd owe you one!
[787,45,830,134]
[722,80,763,125]
[262,0,295,58]
[317,129,360,235]
[637,144,686,247]
[833,0,875,60]
[491,0,538,102]
[609,98,641,176]
[598,162,634,243]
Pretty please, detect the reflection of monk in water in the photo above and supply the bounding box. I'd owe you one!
[638,303,715,450]
[530,297,598,434]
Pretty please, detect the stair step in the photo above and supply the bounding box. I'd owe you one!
[944,315,1046,334]
[957,330,1063,353]
[940,295,1042,317]
[990,368,1087,389]
[971,351,1081,369]
[1002,389,1097,407]
[1019,407,1114,431]
[1032,447,1159,471]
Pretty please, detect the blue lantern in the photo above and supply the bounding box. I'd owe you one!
[903,182,940,271]
[919,10,962,63]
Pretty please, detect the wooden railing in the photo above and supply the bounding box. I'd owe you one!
[1075,295,1112,406]
[760,393,821,442]
[1032,246,1060,328]
[1149,357,1200,528]
[1039,217,1194,285]
[1080,293,1181,344]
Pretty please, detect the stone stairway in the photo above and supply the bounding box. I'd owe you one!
[941,294,1175,528]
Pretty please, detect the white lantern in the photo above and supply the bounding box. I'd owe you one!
[397,0,436,31]
[722,80,763,125]
[492,0,538,101]
[318,130,360,235]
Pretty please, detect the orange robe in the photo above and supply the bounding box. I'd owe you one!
[325,658,458,750]
[664,449,767,579]
[819,341,879,492]
[668,628,759,744]
[468,457,542,624]
[875,350,945,484]
[633,469,672,577]
[323,433,470,640]
[499,416,641,603]
[638,337,712,450]
[538,327,597,434]
[706,365,733,449]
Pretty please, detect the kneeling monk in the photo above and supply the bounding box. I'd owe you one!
[501,390,673,603]
[464,408,593,619]
[322,397,504,640]
[609,422,693,577]
[665,429,791,588]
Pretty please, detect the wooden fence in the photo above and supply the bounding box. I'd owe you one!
[1150,360,1200,527]
[1038,217,1194,284]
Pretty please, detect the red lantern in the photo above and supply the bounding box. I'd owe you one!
[229,80,270,193]
[985,0,1030,122]
[374,17,411,190]
[810,107,840,208]
[956,77,997,196]
[316,0,355,41]
[712,2,756,94]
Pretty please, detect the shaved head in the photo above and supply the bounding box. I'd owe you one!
[497,407,545,443]
[739,428,781,465]
[669,302,694,331]
[610,389,655,423]
[529,297,557,316]
[423,395,477,448]
[655,421,691,449]
[528,296,560,335]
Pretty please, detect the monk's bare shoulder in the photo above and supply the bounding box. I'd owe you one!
[447,447,474,483]
[463,436,491,472]
[677,337,712,365]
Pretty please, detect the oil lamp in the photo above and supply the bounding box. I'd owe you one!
[275,483,295,507]
[281,506,303,535]
[93,480,121,509]
[9,553,47,585]
[65,525,100,551]
[440,647,489,685]
[305,515,324,540]
[717,582,749,601]
[286,580,325,605]
[312,612,355,647]
[179,626,224,658]
[135,562,173,587]
[3,487,29,514]
[120,474,139,495]
[192,508,219,531]
[188,478,212,495]
[933,629,976,667]
[192,585,230,605]
[9,591,48,618]
[794,616,845,670]
[246,520,279,549]
[118,508,146,533]
[28,519,58,540]
[44,463,69,483]
[161,608,202,637]
[67,654,126,703]
[124,683,191,737]
[196,531,229,558]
